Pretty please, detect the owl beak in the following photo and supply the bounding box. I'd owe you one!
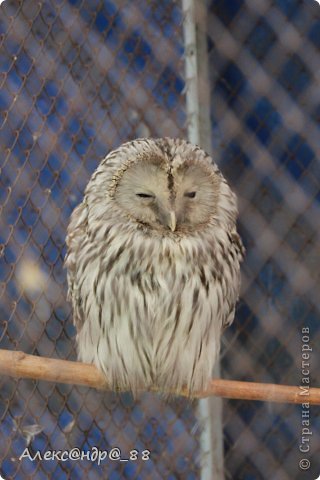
[168,211,176,232]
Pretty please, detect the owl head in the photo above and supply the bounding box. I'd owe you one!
[89,138,238,234]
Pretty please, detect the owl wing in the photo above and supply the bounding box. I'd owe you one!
[65,200,89,331]
[222,230,245,329]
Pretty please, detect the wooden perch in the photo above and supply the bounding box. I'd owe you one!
[0,348,319,405]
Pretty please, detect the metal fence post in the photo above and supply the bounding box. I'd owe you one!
[182,1,225,479]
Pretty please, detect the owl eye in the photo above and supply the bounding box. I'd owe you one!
[136,193,155,199]
[184,191,196,198]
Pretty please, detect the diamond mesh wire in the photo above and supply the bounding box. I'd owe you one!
[0,0,320,479]
[204,1,320,479]
[0,1,199,479]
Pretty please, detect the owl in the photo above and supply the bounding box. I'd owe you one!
[65,138,244,396]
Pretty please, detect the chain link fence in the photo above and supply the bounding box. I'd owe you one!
[0,0,319,479]
[206,1,320,478]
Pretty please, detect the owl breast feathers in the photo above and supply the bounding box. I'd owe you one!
[65,137,244,396]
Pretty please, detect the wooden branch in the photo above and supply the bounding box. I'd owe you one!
[0,348,319,405]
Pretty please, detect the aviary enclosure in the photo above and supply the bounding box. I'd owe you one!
[0,1,319,479]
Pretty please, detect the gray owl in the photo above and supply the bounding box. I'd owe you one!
[65,138,244,396]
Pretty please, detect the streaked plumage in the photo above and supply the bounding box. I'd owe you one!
[65,138,244,395]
